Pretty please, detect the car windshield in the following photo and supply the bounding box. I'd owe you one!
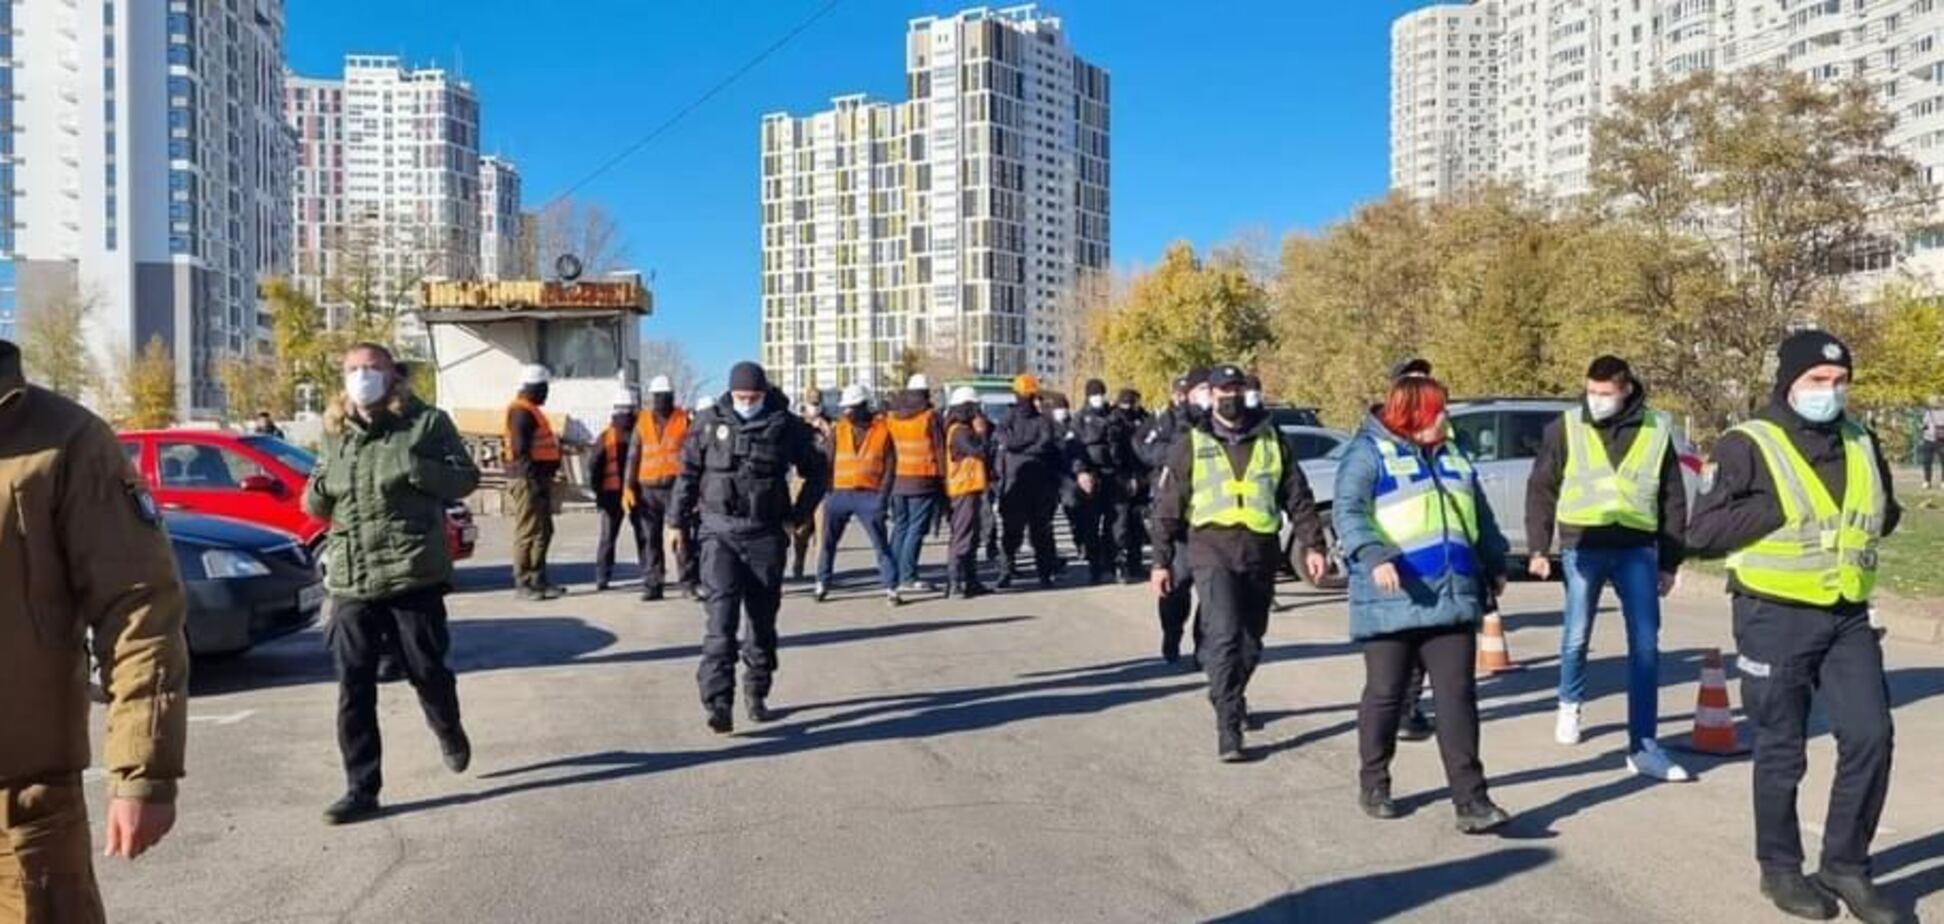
[241,436,316,476]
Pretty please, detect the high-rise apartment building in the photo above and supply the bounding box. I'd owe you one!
[8,0,290,413]
[1395,0,1944,213]
[760,4,1109,397]
[1391,2,1501,199]
[479,155,522,280]
[287,55,483,347]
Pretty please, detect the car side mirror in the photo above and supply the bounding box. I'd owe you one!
[241,474,284,496]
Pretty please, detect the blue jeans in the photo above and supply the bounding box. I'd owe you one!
[890,493,938,586]
[818,491,897,590]
[1557,545,1664,752]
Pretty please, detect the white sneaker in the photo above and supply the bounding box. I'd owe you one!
[1554,703,1583,745]
[1627,740,1693,782]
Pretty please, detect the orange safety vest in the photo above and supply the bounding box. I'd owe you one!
[635,410,690,485]
[833,417,893,491]
[946,422,989,498]
[887,410,940,480]
[503,398,561,463]
[599,427,625,493]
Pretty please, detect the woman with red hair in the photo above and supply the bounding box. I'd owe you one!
[1334,375,1513,833]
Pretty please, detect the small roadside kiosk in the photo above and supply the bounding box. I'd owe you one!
[419,261,653,511]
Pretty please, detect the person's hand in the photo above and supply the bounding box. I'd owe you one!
[1658,571,1677,598]
[1304,551,1330,584]
[104,798,175,860]
[1528,553,1552,581]
[669,530,686,558]
[1150,567,1173,597]
[1372,562,1401,594]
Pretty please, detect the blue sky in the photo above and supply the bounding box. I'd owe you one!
[289,0,1423,383]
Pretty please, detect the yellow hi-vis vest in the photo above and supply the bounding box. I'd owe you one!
[1188,429,1282,534]
[1725,419,1886,607]
[1372,439,1480,555]
[1557,408,1672,532]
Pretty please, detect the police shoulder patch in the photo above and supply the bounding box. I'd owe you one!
[715,424,731,442]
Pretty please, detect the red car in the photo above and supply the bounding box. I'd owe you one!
[119,429,476,563]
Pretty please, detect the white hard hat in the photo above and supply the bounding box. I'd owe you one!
[610,388,639,409]
[519,364,550,386]
[647,375,673,394]
[949,386,979,407]
[841,384,870,408]
[906,374,930,391]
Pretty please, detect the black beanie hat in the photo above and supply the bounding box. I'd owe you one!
[729,361,769,392]
[1084,378,1107,397]
[1185,367,1212,389]
[1116,388,1139,406]
[1772,330,1853,402]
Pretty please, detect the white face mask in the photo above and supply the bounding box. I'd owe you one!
[345,368,388,407]
[1192,392,1213,411]
[1087,394,1106,410]
[1052,408,1071,424]
[1790,385,1849,424]
[1585,393,1624,422]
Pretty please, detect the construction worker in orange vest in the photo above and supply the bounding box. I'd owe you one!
[886,374,947,596]
[504,363,563,600]
[817,384,901,606]
[587,387,647,593]
[944,386,993,598]
[625,375,693,601]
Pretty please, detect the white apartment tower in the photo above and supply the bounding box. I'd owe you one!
[7,0,291,414]
[478,155,522,280]
[760,4,1110,396]
[1391,2,1501,199]
[287,56,483,347]
[1397,1,1944,211]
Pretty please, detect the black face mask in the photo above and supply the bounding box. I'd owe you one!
[842,406,869,425]
[1215,396,1246,423]
[652,395,674,416]
[612,413,636,431]
[526,385,550,406]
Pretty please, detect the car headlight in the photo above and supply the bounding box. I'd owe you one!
[201,549,271,579]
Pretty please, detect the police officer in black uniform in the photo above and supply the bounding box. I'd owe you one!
[673,362,830,734]
[1073,378,1128,584]
[1138,369,1210,666]
[1113,387,1153,582]
[1688,331,1904,924]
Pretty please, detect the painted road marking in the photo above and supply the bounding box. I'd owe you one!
[188,709,257,726]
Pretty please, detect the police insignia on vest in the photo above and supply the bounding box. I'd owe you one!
[716,424,731,442]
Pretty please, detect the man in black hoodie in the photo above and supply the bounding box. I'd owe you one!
[672,362,830,734]
[1139,370,1209,666]
[995,375,1066,588]
[1689,331,1901,924]
[1524,356,1690,782]
[1072,379,1126,584]
[1151,364,1328,761]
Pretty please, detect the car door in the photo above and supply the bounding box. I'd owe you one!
[154,438,300,535]
[1492,410,1559,556]
[1449,411,1525,551]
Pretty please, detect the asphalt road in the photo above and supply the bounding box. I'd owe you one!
[89,512,1944,923]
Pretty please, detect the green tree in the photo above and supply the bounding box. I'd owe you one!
[18,282,98,399]
[264,276,333,412]
[216,356,287,422]
[118,337,178,429]
[1590,65,1930,433]
[1098,241,1274,402]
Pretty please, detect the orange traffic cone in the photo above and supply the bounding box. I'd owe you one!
[1685,648,1748,756]
[1475,609,1516,676]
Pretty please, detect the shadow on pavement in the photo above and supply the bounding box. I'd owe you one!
[381,659,1202,818]
[190,614,1031,695]
[1206,847,1556,923]
[1878,830,1944,911]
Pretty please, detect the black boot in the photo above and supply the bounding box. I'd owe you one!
[1218,722,1247,763]
[998,559,1016,590]
[1812,870,1902,924]
[1161,632,1182,665]
[959,555,989,598]
[1359,785,1399,820]
[323,791,381,826]
[1453,798,1512,835]
[439,727,471,774]
[1761,871,1839,921]
[706,701,734,735]
[745,695,774,724]
[641,584,665,602]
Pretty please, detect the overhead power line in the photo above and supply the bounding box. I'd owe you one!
[537,0,846,212]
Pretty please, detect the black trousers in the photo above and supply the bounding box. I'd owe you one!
[1195,565,1274,731]
[328,588,464,798]
[1116,489,1148,577]
[1358,624,1486,806]
[697,529,787,707]
[1000,483,1059,578]
[949,493,985,559]
[1160,540,1202,655]
[594,494,649,586]
[1733,596,1893,877]
[1073,480,1121,579]
[1923,439,1941,483]
[636,486,684,588]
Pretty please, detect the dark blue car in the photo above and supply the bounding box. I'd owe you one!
[166,512,323,656]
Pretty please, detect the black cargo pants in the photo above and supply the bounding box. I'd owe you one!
[696,529,788,708]
[329,587,465,797]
